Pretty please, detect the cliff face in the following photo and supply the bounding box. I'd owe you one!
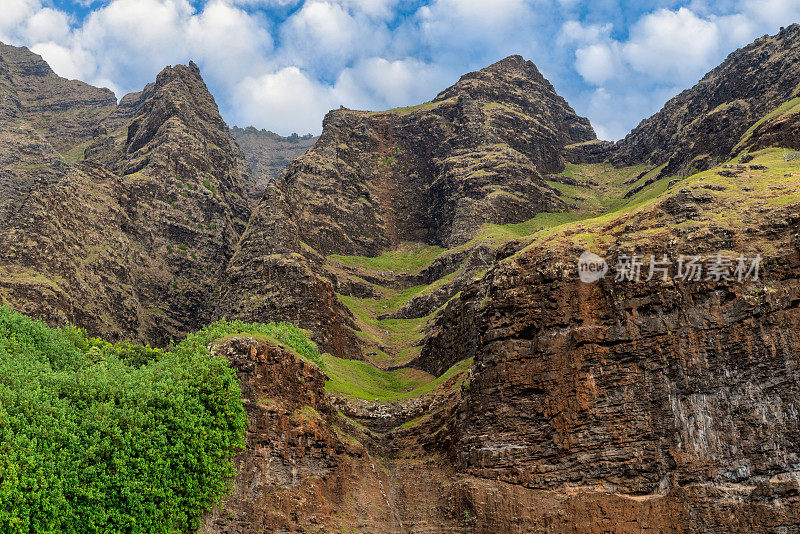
[203,338,381,533]
[0,46,250,345]
[216,56,594,357]
[417,154,800,530]
[610,24,800,175]
[229,127,318,199]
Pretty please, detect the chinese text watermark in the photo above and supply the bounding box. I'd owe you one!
[578,253,762,283]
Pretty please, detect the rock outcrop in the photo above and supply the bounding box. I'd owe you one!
[610,24,800,175]
[203,336,467,533]
[0,46,251,345]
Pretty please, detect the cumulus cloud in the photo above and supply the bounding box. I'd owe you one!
[277,0,395,78]
[186,1,273,82]
[574,43,619,85]
[415,0,539,58]
[29,42,91,81]
[623,8,721,82]
[559,20,612,46]
[1,0,798,139]
[235,66,336,134]
[233,56,453,133]
[333,57,453,109]
[21,8,72,43]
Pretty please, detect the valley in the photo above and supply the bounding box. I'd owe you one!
[1,23,800,534]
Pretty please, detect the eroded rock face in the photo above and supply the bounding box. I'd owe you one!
[744,107,800,152]
[216,55,594,357]
[611,24,800,174]
[0,46,251,345]
[203,337,466,534]
[203,337,347,533]
[417,189,800,530]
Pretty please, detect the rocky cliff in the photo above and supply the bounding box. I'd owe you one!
[610,24,800,175]
[0,46,251,345]
[216,55,595,357]
[416,150,800,530]
[230,126,317,198]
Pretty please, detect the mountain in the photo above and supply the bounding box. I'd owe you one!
[216,55,596,359]
[609,24,800,176]
[212,28,800,532]
[230,126,317,198]
[0,45,251,345]
[2,25,800,533]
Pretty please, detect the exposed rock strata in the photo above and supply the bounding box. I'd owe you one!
[0,46,251,345]
[415,180,800,530]
[609,24,800,175]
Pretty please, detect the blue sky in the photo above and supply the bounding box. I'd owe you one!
[3,1,799,139]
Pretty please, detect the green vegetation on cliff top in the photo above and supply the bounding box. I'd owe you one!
[0,306,319,534]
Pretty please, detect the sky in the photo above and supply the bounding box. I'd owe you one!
[1,1,799,140]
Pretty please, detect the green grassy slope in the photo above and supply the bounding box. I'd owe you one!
[319,97,800,408]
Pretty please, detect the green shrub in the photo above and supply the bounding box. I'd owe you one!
[194,318,323,368]
[0,307,258,533]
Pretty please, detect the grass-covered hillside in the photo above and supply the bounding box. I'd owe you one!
[0,306,317,534]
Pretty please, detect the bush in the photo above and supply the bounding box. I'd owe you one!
[0,307,260,533]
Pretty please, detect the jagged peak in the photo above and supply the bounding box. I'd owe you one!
[125,60,230,156]
[154,60,203,88]
[482,54,541,76]
[433,54,553,104]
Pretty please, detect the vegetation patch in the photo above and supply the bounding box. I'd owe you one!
[322,354,472,402]
[0,307,319,533]
[329,241,445,274]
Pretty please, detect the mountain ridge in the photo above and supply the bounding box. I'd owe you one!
[1,27,800,532]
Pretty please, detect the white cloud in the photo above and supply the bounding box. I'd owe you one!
[560,20,612,46]
[279,1,366,74]
[22,8,72,43]
[235,66,337,134]
[622,8,721,82]
[186,0,273,82]
[333,57,451,109]
[574,43,618,85]
[0,0,42,42]
[741,0,800,27]
[419,0,530,29]
[29,42,91,80]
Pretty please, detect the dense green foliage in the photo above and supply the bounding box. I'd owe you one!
[0,307,318,533]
